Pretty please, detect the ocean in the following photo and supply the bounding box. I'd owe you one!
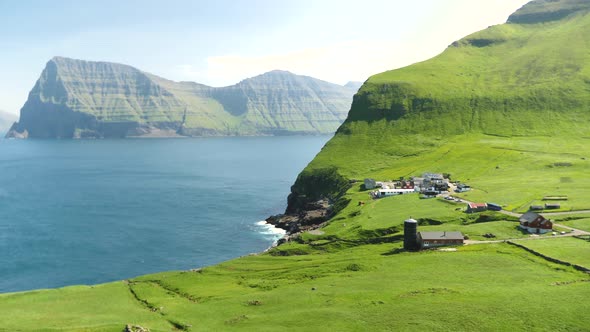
[0,136,330,293]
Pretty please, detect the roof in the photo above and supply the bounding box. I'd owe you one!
[378,188,414,192]
[520,211,544,223]
[418,231,464,241]
[468,202,487,209]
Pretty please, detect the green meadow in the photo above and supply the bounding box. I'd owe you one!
[554,215,590,232]
[1,243,589,332]
[513,236,590,268]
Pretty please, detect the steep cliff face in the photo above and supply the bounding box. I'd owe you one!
[332,0,590,141]
[7,58,356,138]
[214,71,353,135]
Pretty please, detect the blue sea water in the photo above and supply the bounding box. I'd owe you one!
[0,136,330,293]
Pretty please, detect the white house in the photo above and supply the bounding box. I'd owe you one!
[375,188,416,198]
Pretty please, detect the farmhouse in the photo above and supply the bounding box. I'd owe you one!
[423,173,445,184]
[417,231,464,249]
[519,212,553,234]
[413,173,448,192]
[466,202,487,213]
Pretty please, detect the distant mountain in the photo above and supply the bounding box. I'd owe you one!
[344,81,363,91]
[7,57,357,138]
[0,110,17,135]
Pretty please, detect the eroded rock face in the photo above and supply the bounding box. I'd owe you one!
[508,0,590,24]
[266,199,332,235]
[8,57,357,138]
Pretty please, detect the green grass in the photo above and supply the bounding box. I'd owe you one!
[0,282,172,331]
[553,215,590,232]
[513,236,590,268]
[311,134,590,213]
[1,243,589,331]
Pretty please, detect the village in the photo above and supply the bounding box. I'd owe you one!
[363,172,578,251]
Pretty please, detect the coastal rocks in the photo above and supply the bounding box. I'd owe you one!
[5,126,27,138]
[266,199,332,240]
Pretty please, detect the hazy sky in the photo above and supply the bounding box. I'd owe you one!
[0,0,529,114]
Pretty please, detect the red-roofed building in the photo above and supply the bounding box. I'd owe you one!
[466,202,487,213]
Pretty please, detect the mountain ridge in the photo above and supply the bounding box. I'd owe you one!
[7,57,357,138]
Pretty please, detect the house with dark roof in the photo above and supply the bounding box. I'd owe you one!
[519,212,553,234]
[417,231,464,249]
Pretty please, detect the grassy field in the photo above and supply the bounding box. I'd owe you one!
[513,236,590,268]
[311,134,590,213]
[553,215,590,232]
[1,243,589,331]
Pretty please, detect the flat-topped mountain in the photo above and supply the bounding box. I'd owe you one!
[6,57,356,138]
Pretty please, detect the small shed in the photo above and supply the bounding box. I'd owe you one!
[466,202,487,213]
[456,184,471,193]
[544,203,561,210]
[519,212,553,234]
[418,231,464,249]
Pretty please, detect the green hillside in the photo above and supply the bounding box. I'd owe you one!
[307,0,590,178]
[1,0,590,331]
[6,58,356,138]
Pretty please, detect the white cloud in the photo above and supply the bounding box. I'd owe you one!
[178,39,445,87]
[173,0,529,87]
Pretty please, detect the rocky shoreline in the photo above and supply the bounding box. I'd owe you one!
[265,199,333,245]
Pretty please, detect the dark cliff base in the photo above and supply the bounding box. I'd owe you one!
[265,199,333,244]
[265,167,351,244]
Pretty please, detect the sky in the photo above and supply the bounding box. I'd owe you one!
[0,0,530,114]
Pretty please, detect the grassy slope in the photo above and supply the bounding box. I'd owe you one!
[513,236,590,268]
[556,215,590,232]
[1,243,589,331]
[306,7,590,212]
[3,1,590,330]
